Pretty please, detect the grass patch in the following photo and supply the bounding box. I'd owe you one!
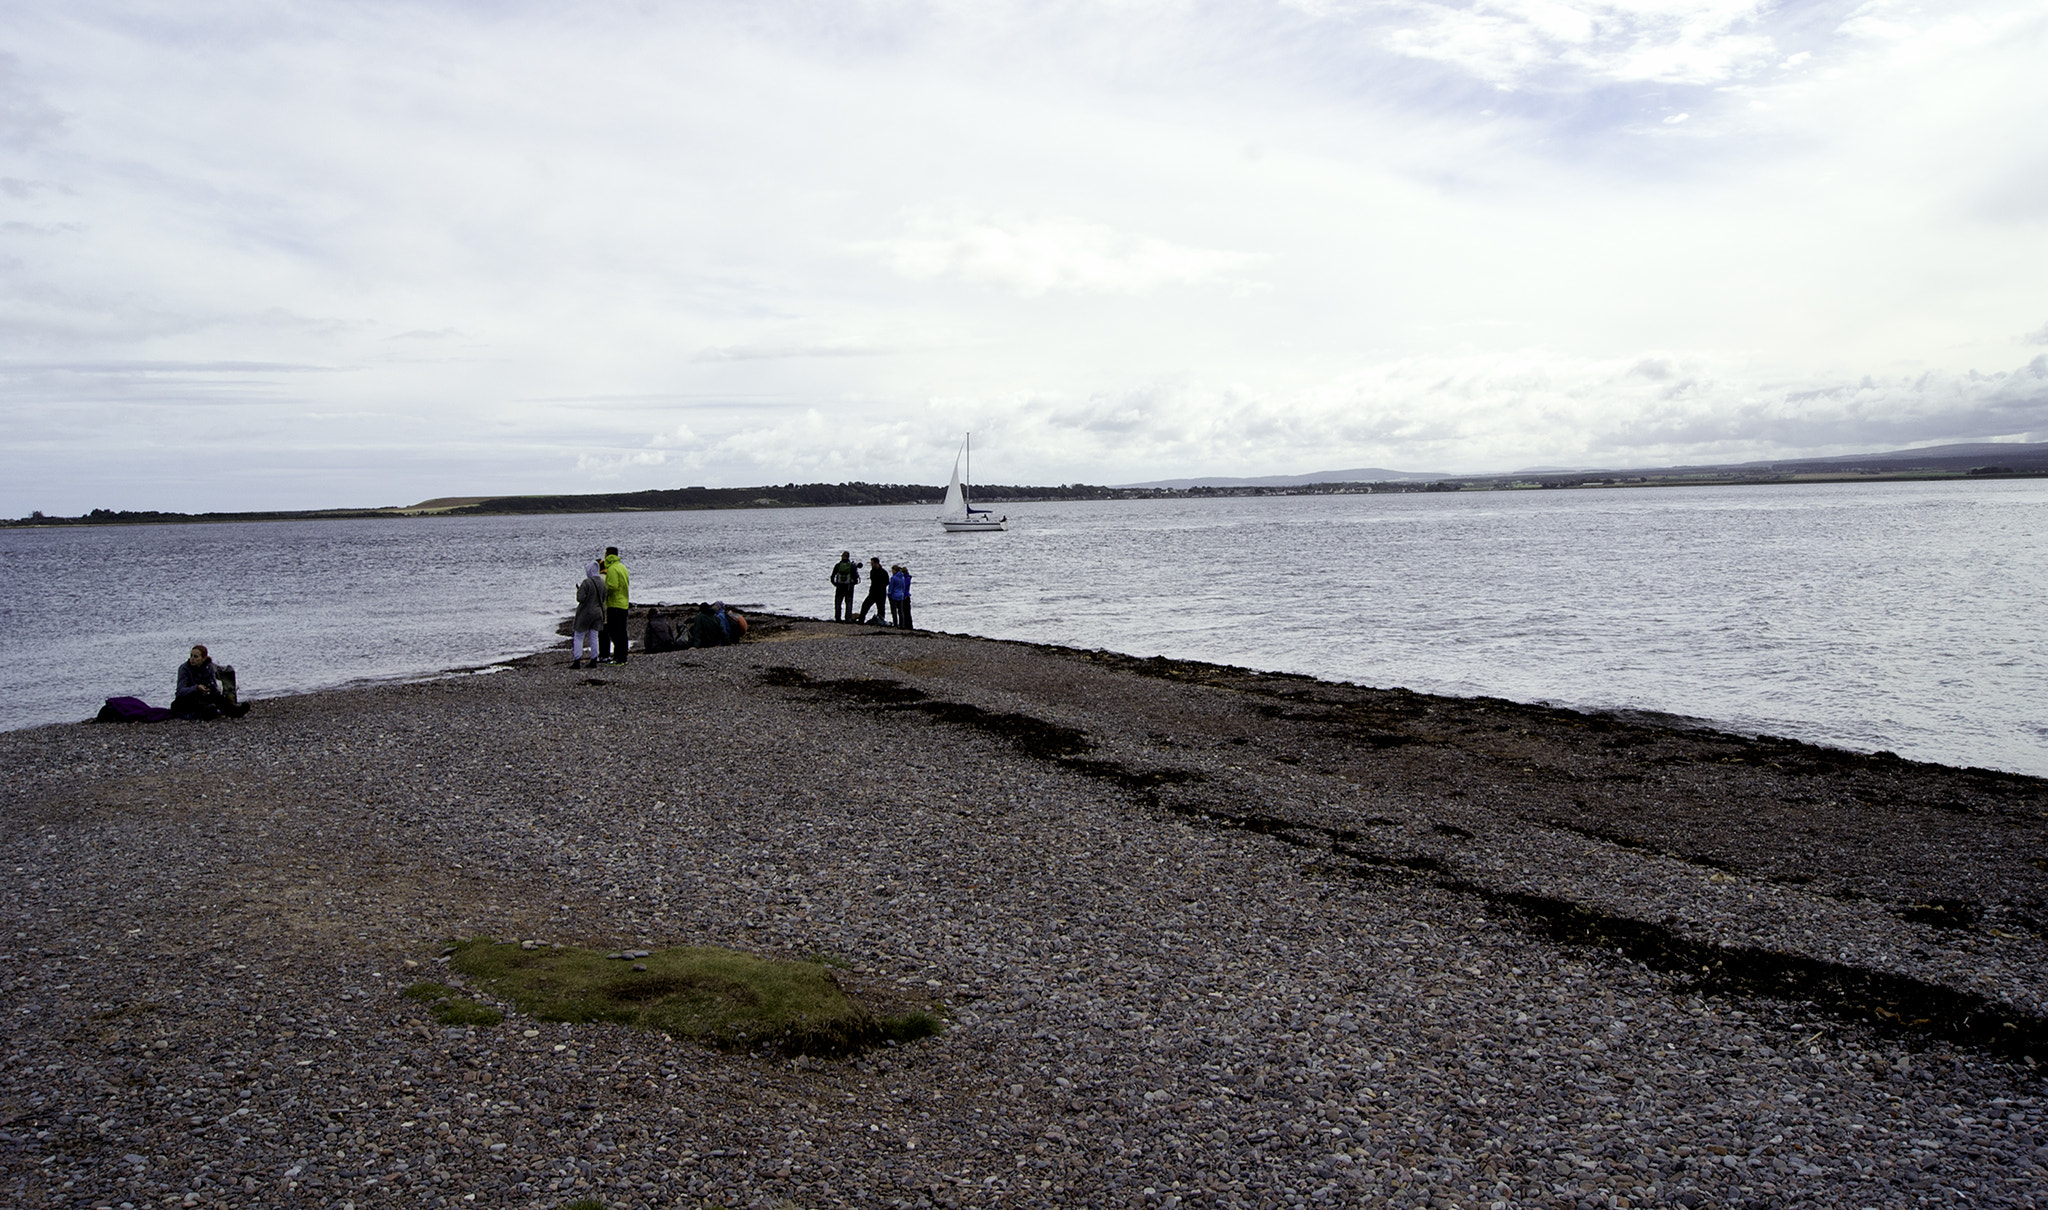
[401,981,504,1026]
[449,939,942,1057]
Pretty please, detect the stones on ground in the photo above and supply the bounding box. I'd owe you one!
[1,615,2043,1209]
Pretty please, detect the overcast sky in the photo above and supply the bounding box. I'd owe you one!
[3,0,2045,512]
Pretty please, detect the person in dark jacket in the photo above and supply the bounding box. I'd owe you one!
[689,602,727,648]
[170,645,247,719]
[857,556,889,624]
[570,561,606,669]
[888,565,912,630]
[643,607,685,653]
[830,551,860,622]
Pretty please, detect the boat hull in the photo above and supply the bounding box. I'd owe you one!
[940,519,1007,532]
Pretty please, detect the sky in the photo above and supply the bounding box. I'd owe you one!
[2,0,2046,513]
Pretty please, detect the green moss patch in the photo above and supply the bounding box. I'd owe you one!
[401,981,504,1026]
[448,939,941,1057]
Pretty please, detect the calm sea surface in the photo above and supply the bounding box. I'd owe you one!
[2,480,2043,776]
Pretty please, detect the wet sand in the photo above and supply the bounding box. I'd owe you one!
[3,615,2045,1209]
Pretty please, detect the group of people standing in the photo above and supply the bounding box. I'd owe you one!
[569,546,751,667]
[831,553,914,628]
[561,544,910,673]
[570,546,633,669]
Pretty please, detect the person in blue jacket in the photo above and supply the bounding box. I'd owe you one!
[887,564,912,630]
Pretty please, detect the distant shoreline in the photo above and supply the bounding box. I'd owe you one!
[7,464,2044,528]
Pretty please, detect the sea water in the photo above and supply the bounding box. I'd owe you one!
[1,479,2043,776]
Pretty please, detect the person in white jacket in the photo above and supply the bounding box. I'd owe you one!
[570,561,606,669]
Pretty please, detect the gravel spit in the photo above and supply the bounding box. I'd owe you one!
[3,615,2044,1209]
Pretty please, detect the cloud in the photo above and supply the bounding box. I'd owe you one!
[573,449,669,479]
[864,215,1260,296]
[1374,0,1779,91]
[0,0,2044,512]
[1004,351,2048,476]
[0,52,64,148]
[1975,155,2048,222]
[0,219,77,235]
[575,351,2048,487]
[0,176,63,197]
[690,342,904,362]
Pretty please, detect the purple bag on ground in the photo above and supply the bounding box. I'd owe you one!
[97,696,171,723]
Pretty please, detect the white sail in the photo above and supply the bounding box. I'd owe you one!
[939,448,969,521]
[936,433,1007,531]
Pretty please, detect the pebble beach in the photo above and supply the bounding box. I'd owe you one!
[3,614,2046,1210]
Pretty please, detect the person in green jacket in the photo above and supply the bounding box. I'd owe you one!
[599,546,632,664]
[830,550,859,622]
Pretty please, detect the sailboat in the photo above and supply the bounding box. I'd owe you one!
[937,433,1007,532]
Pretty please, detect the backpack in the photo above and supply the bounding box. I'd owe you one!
[97,696,170,723]
[831,562,857,586]
[216,665,239,706]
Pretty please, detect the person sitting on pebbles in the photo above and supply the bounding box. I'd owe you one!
[712,601,748,642]
[170,645,249,719]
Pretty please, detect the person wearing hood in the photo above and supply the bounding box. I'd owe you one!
[570,560,607,669]
[598,546,631,664]
[887,564,912,630]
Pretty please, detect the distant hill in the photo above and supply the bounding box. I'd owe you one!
[10,442,2044,528]
[1711,441,2048,476]
[1116,467,1451,489]
[433,481,1124,515]
[1503,441,2048,480]
[1125,442,2048,489]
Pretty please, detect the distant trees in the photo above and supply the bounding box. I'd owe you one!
[446,481,1127,514]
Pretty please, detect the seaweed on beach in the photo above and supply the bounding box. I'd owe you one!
[759,665,1192,787]
[1454,885,2048,1065]
[756,644,2048,1066]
